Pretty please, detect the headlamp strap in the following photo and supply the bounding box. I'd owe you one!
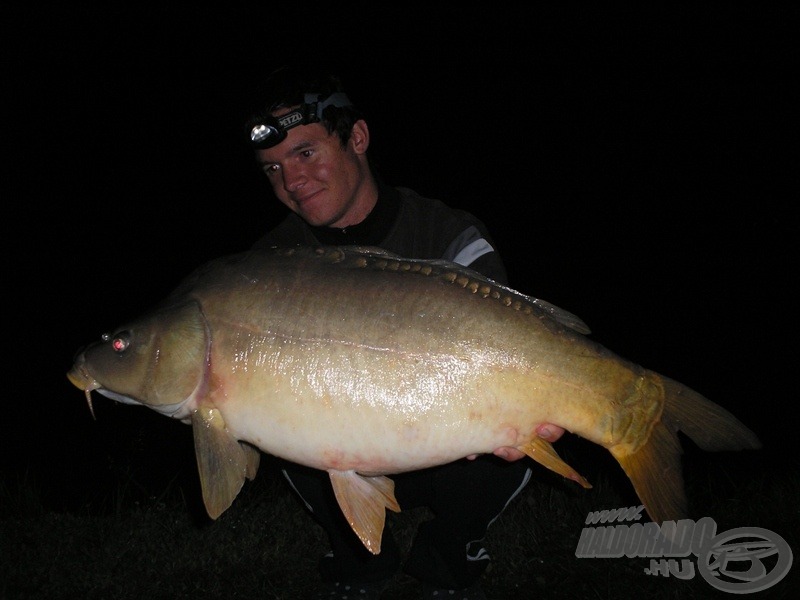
[305,92,353,122]
[251,92,354,148]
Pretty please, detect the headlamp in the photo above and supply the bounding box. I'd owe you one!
[249,92,353,149]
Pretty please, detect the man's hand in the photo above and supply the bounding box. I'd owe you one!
[535,423,565,443]
[466,423,566,461]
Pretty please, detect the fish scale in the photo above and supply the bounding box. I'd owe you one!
[67,245,761,554]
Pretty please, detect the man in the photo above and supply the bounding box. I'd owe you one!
[245,65,564,600]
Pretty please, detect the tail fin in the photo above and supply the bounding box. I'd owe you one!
[660,376,762,452]
[611,374,761,524]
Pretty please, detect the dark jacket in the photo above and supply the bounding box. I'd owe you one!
[251,184,508,285]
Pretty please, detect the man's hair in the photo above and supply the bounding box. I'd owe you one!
[245,65,365,147]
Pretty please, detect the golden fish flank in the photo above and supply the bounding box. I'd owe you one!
[67,245,761,554]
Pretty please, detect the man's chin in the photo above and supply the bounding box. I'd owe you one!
[300,209,345,229]
[302,215,336,228]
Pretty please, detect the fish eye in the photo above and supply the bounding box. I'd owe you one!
[112,336,128,352]
[102,331,131,353]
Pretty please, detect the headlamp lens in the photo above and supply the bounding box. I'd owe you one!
[249,111,303,149]
[250,124,278,144]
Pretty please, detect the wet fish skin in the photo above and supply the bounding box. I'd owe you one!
[67,245,761,554]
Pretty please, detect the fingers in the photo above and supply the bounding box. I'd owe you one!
[536,423,565,442]
[473,423,568,463]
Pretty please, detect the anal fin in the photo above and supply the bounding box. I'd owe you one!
[329,471,401,555]
[519,437,592,489]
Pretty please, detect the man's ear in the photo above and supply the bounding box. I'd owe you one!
[350,119,370,155]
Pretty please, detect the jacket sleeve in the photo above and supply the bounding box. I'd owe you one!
[391,187,510,286]
[441,223,508,286]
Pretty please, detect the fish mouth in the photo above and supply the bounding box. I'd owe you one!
[67,360,101,419]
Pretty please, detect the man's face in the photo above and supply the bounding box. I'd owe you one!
[255,117,367,228]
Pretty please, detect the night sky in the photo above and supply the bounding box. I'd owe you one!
[5,6,797,511]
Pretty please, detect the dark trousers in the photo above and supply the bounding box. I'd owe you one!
[281,456,532,589]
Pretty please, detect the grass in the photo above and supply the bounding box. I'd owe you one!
[2,433,797,600]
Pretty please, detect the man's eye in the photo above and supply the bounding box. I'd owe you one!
[301,149,314,158]
[263,164,279,176]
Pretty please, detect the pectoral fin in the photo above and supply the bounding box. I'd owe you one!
[328,470,401,555]
[191,405,260,519]
[519,437,592,489]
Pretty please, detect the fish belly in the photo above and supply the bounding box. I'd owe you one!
[188,248,659,472]
[203,327,646,474]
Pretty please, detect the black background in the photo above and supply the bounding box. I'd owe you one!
[4,5,797,508]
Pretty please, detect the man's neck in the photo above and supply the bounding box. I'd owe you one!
[310,180,400,247]
[337,173,379,228]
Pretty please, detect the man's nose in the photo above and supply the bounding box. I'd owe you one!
[282,164,306,193]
